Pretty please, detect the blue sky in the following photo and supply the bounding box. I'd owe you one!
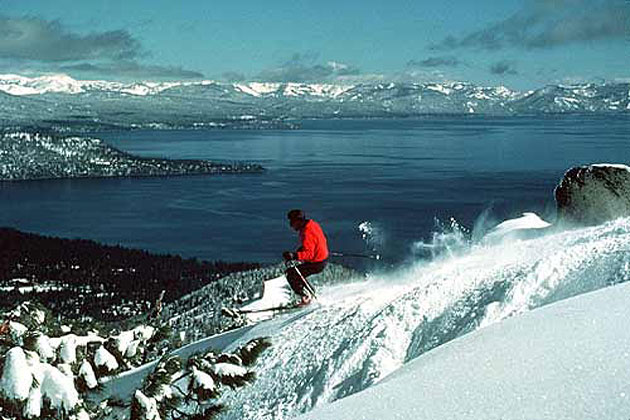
[0,0,627,89]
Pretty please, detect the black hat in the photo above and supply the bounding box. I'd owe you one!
[287,209,305,220]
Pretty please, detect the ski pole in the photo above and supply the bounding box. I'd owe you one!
[285,261,318,300]
[330,251,381,260]
[294,265,318,300]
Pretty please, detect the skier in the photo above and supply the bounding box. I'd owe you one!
[283,209,329,306]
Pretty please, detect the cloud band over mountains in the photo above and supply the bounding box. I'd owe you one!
[407,56,461,68]
[61,62,204,79]
[256,53,360,82]
[0,16,203,79]
[0,16,141,61]
[432,0,629,51]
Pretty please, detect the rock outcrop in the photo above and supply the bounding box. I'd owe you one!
[555,164,630,225]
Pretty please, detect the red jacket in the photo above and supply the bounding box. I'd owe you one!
[296,220,329,262]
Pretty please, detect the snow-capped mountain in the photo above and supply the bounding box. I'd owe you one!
[0,74,353,99]
[0,74,185,96]
[0,74,627,131]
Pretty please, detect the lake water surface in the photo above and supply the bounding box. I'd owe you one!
[2,116,628,266]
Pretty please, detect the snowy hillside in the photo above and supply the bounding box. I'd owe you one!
[211,215,630,419]
[161,263,357,345]
[298,280,630,420]
[4,215,630,419]
[0,74,627,130]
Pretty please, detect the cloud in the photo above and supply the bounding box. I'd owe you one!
[490,60,518,75]
[221,71,246,82]
[257,53,360,82]
[60,61,204,80]
[0,16,142,61]
[0,16,204,80]
[407,56,461,68]
[431,0,629,50]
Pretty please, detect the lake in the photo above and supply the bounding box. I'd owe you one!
[1,116,628,266]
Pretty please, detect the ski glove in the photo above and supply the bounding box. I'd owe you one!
[283,251,297,261]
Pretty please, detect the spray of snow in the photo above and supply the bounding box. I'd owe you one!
[298,280,630,420]
[358,220,385,258]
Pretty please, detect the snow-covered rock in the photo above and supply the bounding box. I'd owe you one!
[79,360,98,389]
[0,347,33,400]
[94,345,119,372]
[555,164,630,225]
[483,212,552,243]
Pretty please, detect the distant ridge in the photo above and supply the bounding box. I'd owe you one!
[0,74,627,131]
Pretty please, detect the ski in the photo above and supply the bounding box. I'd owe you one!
[221,303,310,318]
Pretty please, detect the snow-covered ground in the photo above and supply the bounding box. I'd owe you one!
[211,215,630,419]
[5,212,630,420]
[298,281,630,420]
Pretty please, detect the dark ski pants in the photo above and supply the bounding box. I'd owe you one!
[285,260,327,296]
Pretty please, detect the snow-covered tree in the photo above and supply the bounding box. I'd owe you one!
[0,301,169,419]
[0,293,273,420]
[131,337,271,420]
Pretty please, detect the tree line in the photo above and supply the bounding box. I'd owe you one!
[0,227,261,321]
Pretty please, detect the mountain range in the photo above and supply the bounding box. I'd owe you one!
[0,74,627,131]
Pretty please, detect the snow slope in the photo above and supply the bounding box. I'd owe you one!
[84,214,630,419]
[298,280,630,420]
[213,215,630,419]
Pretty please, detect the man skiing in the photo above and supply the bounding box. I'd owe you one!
[283,209,329,306]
